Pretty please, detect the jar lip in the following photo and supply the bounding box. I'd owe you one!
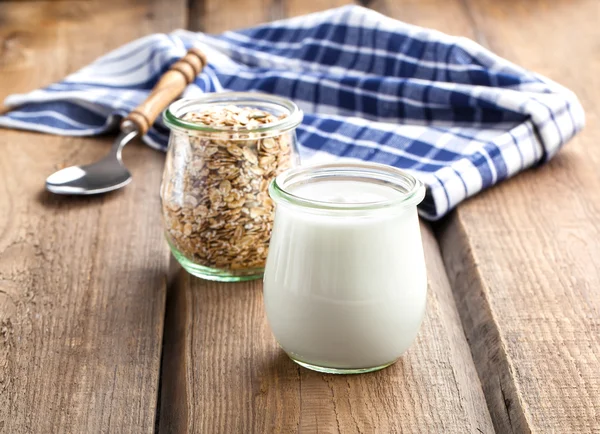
[270,162,425,211]
[163,91,303,134]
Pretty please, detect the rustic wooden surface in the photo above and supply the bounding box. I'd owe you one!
[0,1,186,432]
[1,0,599,433]
[159,223,494,434]
[158,2,493,433]
[436,0,600,432]
[362,1,600,431]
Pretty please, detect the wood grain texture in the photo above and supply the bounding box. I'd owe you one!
[0,1,186,432]
[286,0,354,19]
[164,2,494,433]
[159,223,494,433]
[5,0,596,432]
[188,0,284,33]
[436,0,600,432]
[188,0,354,33]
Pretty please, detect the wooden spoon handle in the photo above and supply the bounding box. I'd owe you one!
[122,47,207,135]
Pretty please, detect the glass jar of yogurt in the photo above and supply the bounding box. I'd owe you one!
[161,93,302,281]
[264,163,427,374]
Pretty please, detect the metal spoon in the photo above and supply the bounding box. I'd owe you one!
[46,47,207,195]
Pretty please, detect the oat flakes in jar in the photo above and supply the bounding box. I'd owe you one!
[161,92,303,281]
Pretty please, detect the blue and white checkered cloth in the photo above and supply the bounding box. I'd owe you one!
[0,6,584,220]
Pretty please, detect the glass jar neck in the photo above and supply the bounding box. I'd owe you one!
[269,163,425,215]
[163,92,303,138]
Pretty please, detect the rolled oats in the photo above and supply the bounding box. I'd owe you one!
[162,105,294,271]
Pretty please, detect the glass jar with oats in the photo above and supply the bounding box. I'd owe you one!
[161,92,303,281]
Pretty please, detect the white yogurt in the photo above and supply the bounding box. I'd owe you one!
[264,165,427,372]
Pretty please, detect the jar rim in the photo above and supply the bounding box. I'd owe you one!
[270,162,425,212]
[163,91,303,134]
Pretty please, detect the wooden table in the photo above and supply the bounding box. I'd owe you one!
[0,1,598,433]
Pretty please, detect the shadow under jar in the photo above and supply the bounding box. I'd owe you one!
[264,163,427,374]
[161,92,302,281]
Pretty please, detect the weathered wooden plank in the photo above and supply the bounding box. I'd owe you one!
[160,224,493,434]
[437,0,600,432]
[189,0,354,33]
[188,0,281,33]
[366,0,480,38]
[286,0,355,17]
[159,2,493,433]
[0,1,186,432]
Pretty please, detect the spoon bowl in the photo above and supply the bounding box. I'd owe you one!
[46,158,132,195]
[45,127,137,195]
[44,47,207,196]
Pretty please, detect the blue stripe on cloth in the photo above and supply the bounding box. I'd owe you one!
[6,102,109,130]
[0,5,585,219]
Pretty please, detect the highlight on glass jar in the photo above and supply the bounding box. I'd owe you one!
[161,92,303,282]
[264,163,427,374]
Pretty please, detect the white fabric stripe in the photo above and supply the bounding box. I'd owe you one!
[301,123,454,165]
[4,92,140,111]
[6,110,100,129]
[0,117,103,135]
[232,69,449,108]
[222,31,487,73]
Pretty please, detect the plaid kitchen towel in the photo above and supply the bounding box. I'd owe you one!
[0,6,584,220]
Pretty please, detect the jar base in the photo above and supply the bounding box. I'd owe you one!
[289,356,398,375]
[169,242,264,282]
